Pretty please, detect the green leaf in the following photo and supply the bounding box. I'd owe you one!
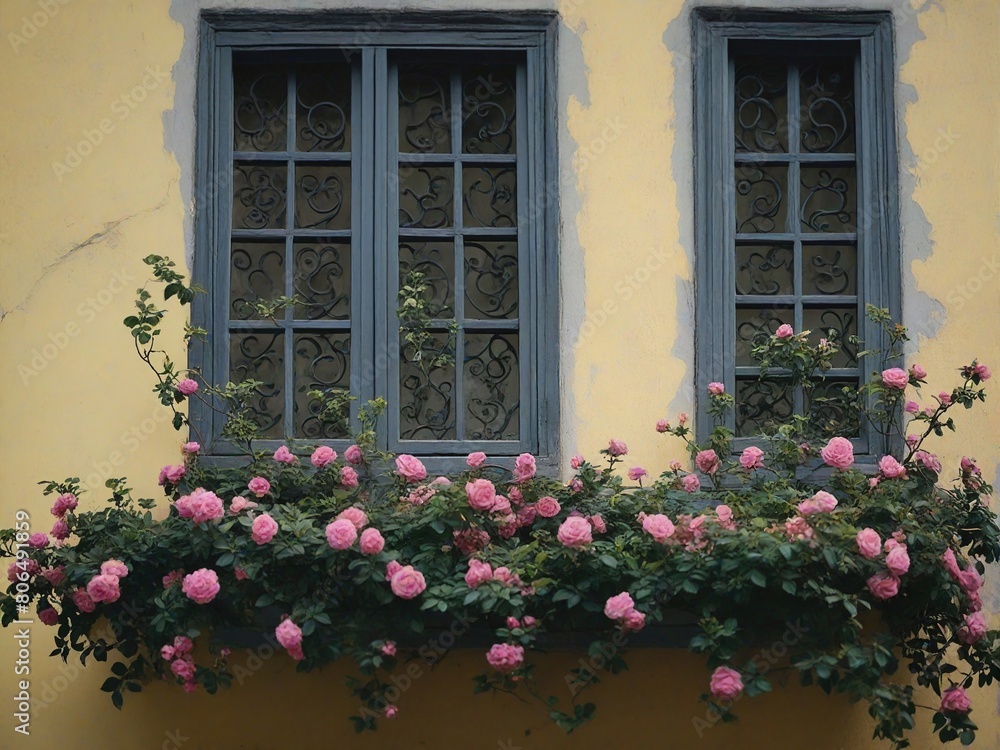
[749,570,767,587]
[598,554,618,569]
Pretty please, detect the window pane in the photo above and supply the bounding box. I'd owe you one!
[230,240,285,320]
[293,239,351,320]
[803,244,856,295]
[399,166,453,228]
[806,378,862,437]
[229,331,284,439]
[400,332,457,440]
[295,63,351,152]
[736,306,792,366]
[399,66,451,153]
[803,306,859,367]
[399,240,454,318]
[233,163,287,230]
[736,378,793,437]
[735,243,793,295]
[734,56,788,153]
[463,166,517,227]
[735,164,787,233]
[464,332,519,440]
[800,166,856,233]
[294,332,351,439]
[294,164,351,229]
[233,65,287,152]
[799,57,855,153]
[462,66,516,154]
[465,240,518,319]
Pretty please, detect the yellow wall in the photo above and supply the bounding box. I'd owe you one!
[1,0,997,747]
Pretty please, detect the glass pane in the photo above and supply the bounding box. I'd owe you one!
[734,56,788,153]
[462,66,516,154]
[735,164,787,233]
[233,163,287,230]
[293,240,351,320]
[806,378,862,437]
[399,166,453,228]
[230,241,285,321]
[399,66,451,153]
[464,240,518,319]
[804,306,859,367]
[801,166,856,233]
[736,306,793,366]
[229,331,284,439]
[736,378,794,437]
[295,63,351,152]
[800,57,855,154]
[463,166,517,227]
[803,244,856,295]
[294,164,350,229]
[294,332,351,439]
[464,332,520,440]
[399,240,454,318]
[233,65,287,152]
[400,332,456,440]
[735,243,793,295]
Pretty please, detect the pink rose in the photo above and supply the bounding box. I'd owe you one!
[914,450,942,474]
[856,529,882,559]
[715,505,735,529]
[517,506,537,527]
[229,496,257,514]
[710,666,744,701]
[797,490,838,516]
[904,400,919,414]
[384,705,398,719]
[234,567,249,581]
[182,569,220,604]
[775,324,794,339]
[177,378,199,396]
[72,588,96,613]
[589,514,607,534]
[466,451,487,468]
[739,446,764,470]
[486,643,524,674]
[171,658,195,680]
[557,516,593,548]
[878,455,907,479]
[247,477,271,497]
[251,513,279,545]
[340,466,359,489]
[785,516,813,541]
[86,574,121,604]
[957,612,987,645]
[42,566,66,587]
[570,454,585,469]
[535,496,561,518]
[395,454,427,483]
[867,571,900,600]
[453,529,490,556]
[678,413,689,425]
[406,485,436,505]
[622,609,646,632]
[359,528,385,555]
[628,466,648,482]
[642,513,675,543]
[958,567,982,594]
[695,449,720,475]
[607,439,628,457]
[466,479,497,511]
[310,446,336,468]
[336,507,369,530]
[682,474,701,493]
[820,436,854,469]
[908,364,927,380]
[273,446,298,464]
[390,565,426,599]
[493,567,520,587]
[940,686,971,714]
[275,618,304,661]
[465,559,494,588]
[182,441,200,455]
[173,636,194,655]
[39,607,59,626]
[101,560,129,578]
[190,489,225,524]
[162,570,183,589]
[158,464,186,486]
[344,445,363,464]
[604,592,635,620]
[708,381,725,395]
[905,435,920,448]
[381,641,397,656]
[28,532,48,549]
[655,419,670,433]
[972,362,991,381]
[885,545,910,576]
[325,519,357,550]
[881,368,909,389]
[51,492,78,517]
[513,453,537,483]
[568,478,583,493]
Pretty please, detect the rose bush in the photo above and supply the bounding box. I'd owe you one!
[0,256,997,746]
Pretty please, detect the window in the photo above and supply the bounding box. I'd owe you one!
[693,10,899,456]
[191,13,559,470]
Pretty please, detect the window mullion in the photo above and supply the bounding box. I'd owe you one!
[788,59,805,417]
[353,50,374,437]
[377,50,397,452]
[451,68,466,444]
[283,67,297,441]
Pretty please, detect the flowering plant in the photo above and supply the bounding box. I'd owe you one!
[1,257,997,747]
